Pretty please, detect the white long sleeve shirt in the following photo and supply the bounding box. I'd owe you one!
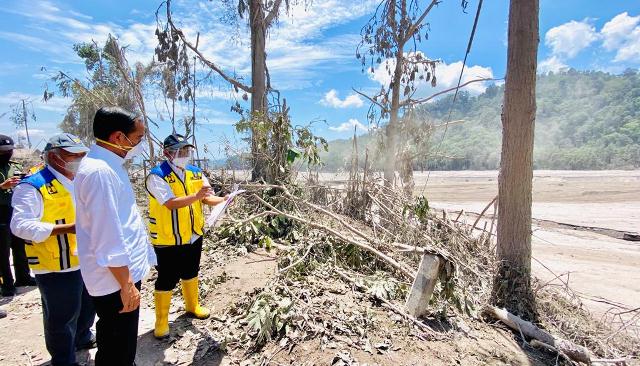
[75,144,156,296]
[145,160,211,245]
[10,166,79,274]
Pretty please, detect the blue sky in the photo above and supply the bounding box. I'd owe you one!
[1,0,639,158]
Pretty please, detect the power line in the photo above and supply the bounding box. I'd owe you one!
[421,0,484,195]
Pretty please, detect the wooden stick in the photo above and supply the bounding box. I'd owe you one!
[471,195,498,232]
[487,306,592,364]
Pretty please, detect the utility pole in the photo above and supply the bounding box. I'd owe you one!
[22,99,31,149]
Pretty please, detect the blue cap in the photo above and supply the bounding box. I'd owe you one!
[163,134,194,150]
[43,133,89,154]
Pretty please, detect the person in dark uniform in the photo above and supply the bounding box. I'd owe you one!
[0,134,35,296]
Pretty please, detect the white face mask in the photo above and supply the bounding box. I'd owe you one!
[122,135,149,161]
[45,152,83,176]
[64,159,82,175]
[96,135,148,161]
[172,156,190,168]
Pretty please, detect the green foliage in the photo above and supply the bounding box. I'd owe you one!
[432,261,477,318]
[403,196,430,223]
[46,35,152,144]
[218,213,300,249]
[236,111,328,184]
[323,70,640,170]
[244,292,293,346]
[357,272,407,301]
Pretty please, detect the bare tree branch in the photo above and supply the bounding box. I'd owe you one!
[402,0,441,44]
[264,0,284,27]
[165,0,251,93]
[352,88,388,113]
[402,77,498,106]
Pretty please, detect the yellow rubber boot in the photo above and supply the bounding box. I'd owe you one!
[181,277,210,319]
[154,290,172,339]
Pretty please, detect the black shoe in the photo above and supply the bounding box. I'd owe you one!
[14,276,36,287]
[1,286,16,297]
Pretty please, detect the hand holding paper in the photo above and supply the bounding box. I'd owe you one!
[205,184,245,228]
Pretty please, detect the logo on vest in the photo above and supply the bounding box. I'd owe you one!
[45,184,58,195]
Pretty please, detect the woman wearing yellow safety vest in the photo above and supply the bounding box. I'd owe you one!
[145,134,226,339]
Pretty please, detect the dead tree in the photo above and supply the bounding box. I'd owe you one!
[158,0,296,182]
[356,0,442,189]
[9,99,36,149]
[45,36,159,157]
[104,35,158,159]
[492,0,539,320]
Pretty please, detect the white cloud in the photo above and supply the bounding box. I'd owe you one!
[0,91,71,147]
[538,56,569,73]
[601,13,640,50]
[197,85,246,101]
[431,62,494,95]
[0,1,158,66]
[0,0,381,91]
[369,53,494,100]
[16,129,46,138]
[0,92,71,113]
[320,89,363,108]
[0,62,27,77]
[329,118,368,133]
[601,12,640,63]
[263,1,380,89]
[544,20,599,59]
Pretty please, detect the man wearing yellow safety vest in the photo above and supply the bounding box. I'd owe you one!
[11,133,96,366]
[145,134,226,339]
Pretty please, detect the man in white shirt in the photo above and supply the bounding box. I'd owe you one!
[11,133,96,366]
[74,107,156,366]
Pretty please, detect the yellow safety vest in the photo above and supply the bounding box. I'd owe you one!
[28,163,45,175]
[146,161,205,246]
[19,167,79,271]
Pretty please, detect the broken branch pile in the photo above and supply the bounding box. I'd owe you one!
[197,170,638,364]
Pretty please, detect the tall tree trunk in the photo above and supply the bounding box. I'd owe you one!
[250,0,268,182]
[384,50,404,188]
[493,0,539,320]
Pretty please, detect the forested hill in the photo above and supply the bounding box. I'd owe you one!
[322,70,640,171]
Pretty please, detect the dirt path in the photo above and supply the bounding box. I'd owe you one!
[0,247,557,366]
[0,250,278,366]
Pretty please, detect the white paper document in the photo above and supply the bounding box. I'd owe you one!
[205,184,245,228]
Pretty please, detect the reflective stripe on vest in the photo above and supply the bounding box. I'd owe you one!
[146,161,205,246]
[18,167,79,271]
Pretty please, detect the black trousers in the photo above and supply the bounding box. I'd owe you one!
[0,206,31,290]
[91,281,142,366]
[153,237,203,291]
